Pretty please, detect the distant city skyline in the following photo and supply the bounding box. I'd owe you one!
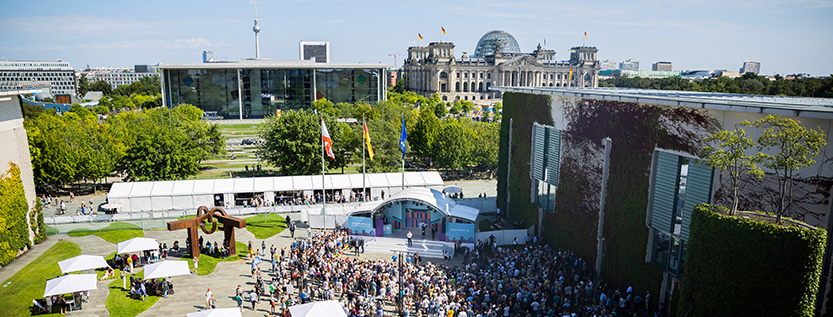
[1,0,831,76]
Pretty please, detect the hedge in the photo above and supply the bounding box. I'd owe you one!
[0,163,31,266]
[680,205,827,317]
[497,94,719,308]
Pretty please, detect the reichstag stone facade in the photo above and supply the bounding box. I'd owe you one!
[403,30,600,104]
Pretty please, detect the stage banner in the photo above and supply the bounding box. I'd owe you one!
[383,224,392,235]
[446,223,475,243]
[348,216,375,236]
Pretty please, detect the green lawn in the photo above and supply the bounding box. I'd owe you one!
[105,270,160,317]
[67,222,144,243]
[243,213,287,239]
[217,123,261,131]
[0,241,81,316]
[45,225,59,235]
[182,242,247,275]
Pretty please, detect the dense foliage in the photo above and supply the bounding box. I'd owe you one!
[0,163,32,266]
[600,72,833,98]
[681,205,826,317]
[260,90,500,175]
[79,75,163,110]
[497,93,720,309]
[25,104,224,184]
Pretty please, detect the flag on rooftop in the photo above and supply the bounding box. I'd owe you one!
[418,33,423,40]
[441,27,446,35]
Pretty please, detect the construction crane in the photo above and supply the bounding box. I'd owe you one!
[388,53,405,69]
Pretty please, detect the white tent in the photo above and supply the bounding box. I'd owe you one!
[108,172,444,212]
[186,308,243,317]
[443,185,463,194]
[143,260,191,279]
[43,274,97,297]
[117,237,158,254]
[288,300,347,317]
[58,255,109,273]
[150,181,175,210]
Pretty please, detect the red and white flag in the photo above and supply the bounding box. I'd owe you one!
[322,119,335,160]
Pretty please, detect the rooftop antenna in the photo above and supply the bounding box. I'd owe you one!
[253,0,261,59]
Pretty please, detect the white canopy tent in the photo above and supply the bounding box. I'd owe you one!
[288,300,347,317]
[43,274,98,297]
[186,308,244,317]
[143,260,191,279]
[108,172,445,212]
[58,255,109,273]
[117,237,159,254]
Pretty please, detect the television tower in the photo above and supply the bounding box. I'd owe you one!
[253,0,261,59]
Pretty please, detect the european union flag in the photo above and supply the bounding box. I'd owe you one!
[399,115,407,159]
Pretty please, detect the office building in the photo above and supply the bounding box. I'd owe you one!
[740,61,761,74]
[619,59,639,71]
[203,51,216,63]
[495,85,833,313]
[600,59,618,70]
[599,69,682,79]
[0,60,76,95]
[403,30,599,104]
[159,59,387,119]
[300,41,330,63]
[82,65,158,90]
[652,61,672,72]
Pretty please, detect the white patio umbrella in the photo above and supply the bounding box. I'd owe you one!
[43,274,98,297]
[143,260,191,280]
[117,237,158,254]
[289,300,347,317]
[443,185,463,194]
[186,308,243,317]
[58,255,109,273]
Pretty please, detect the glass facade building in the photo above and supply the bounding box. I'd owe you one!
[160,60,386,119]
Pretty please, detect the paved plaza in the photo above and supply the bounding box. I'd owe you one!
[0,211,467,316]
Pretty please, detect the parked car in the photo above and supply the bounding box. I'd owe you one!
[241,139,254,145]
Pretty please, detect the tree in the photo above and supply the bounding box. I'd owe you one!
[432,118,475,170]
[410,107,441,159]
[699,127,763,215]
[119,126,200,181]
[258,110,348,175]
[77,76,91,97]
[311,99,340,118]
[356,118,401,173]
[89,80,113,96]
[492,102,503,122]
[745,115,827,223]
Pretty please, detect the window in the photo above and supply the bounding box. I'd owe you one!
[440,72,448,79]
[463,82,468,92]
[478,82,483,92]
[455,82,460,92]
[456,73,460,78]
[441,83,447,92]
[480,73,484,79]
[464,73,468,79]
[487,73,491,79]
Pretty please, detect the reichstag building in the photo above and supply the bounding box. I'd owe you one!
[403,30,600,104]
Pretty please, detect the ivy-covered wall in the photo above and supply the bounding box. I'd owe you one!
[496,92,553,226]
[681,205,827,317]
[498,93,719,307]
[0,163,33,266]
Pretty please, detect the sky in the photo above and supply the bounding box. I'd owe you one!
[1,0,832,76]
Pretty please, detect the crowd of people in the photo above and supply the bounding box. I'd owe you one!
[232,225,659,317]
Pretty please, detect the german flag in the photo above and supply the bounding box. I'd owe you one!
[418,33,423,40]
[441,27,446,34]
[584,32,587,39]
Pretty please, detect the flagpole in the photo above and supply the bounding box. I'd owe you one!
[321,116,326,230]
[362,114,366,202]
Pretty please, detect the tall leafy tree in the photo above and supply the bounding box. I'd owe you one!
[119,126,200,181]
[258,110,348,175]
[746,115,827,223]
[699,127,763,215]
[410,107,441,159]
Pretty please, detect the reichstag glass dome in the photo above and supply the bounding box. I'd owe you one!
[473,30,521,58]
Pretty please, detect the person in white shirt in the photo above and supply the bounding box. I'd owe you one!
[205,288,212,308]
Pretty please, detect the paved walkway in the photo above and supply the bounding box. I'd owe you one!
[1,213,460,316]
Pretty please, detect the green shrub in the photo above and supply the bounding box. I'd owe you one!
[0,163,32,266]
[680,204,827,317]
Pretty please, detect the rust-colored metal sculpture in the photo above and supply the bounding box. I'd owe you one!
[167,206,246,259]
